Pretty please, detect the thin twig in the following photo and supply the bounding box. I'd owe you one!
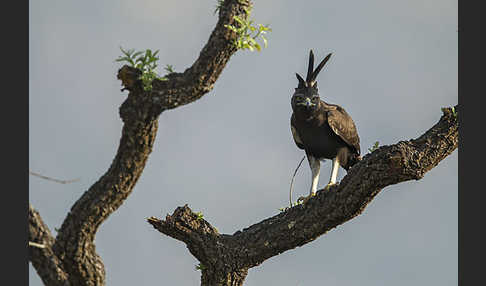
[289,156,306,207]
[29,241,46,249]
[29,170,80,184]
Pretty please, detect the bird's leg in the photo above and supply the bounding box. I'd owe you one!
[324,157,340,191]
[298,155,320,204]
[309,156,321,195]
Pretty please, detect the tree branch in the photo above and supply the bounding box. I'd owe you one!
[118,0,252,115]
[29,170,80,184]
[148,106,458,284]
[29,204,70,286]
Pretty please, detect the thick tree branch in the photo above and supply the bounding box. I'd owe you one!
[119,0,252,115]
[52,119,158,285]
[29,204,70,286]
[148,106,458,284]
[36,1,253,285]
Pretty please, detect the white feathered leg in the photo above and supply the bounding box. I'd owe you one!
[325,157,340,190]
[308,155,321,195]
[298,155,320,204]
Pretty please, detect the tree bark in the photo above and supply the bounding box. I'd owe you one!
[201,268,249,286]
[148,106,458,285]
[29,205,70,286]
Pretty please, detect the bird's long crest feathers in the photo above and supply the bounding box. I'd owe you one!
[296,50,332,88]
[295,73,306,88]
[310,53,332,82]
[306,50,315,82]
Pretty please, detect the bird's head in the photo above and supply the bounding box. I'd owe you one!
[291,50,332,113]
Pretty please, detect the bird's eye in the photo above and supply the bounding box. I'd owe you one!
[312,97,319,102]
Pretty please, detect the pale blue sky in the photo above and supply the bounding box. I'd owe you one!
[30,1,457,285]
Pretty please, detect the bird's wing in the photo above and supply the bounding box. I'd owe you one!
[290,114,305,149]
[327,105,361,155]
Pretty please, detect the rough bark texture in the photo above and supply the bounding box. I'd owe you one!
[148,106,458,285]
[29,1,252,285]
[29,205,70,286]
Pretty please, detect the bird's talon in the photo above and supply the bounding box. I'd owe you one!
[297,193,316,204]
[323,183,337,191]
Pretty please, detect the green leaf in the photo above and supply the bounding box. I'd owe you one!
[261,35,268,48]
[234,16,246,27]
[254,42,261,51]
[115,56,129,62]
[132,51,143,58]
[164,64,175,73]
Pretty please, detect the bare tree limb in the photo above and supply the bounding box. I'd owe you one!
[29,204,70,286]
[148,106,458,285]
[29,170,80,184]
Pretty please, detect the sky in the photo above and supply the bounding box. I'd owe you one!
[29,0,457,285]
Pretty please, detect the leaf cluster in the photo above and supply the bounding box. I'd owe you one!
[116,47,174,92]
[224,6,271,52]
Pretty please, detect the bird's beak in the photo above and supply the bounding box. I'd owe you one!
[304,98,314,107]
[296,98,315,107]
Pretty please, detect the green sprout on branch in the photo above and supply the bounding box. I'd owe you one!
[164,64,175,74]
[116,47,173,92]
[195,211,204,221]
[195,263,206,271]
[368,141,380,153]
[224,5,271,52]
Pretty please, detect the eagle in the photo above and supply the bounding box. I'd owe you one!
[290,50,361,203]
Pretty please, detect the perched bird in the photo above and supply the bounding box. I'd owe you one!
[290,50,361,203]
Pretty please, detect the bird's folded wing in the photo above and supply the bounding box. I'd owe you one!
[290,115,305,149]
[327,107,361,154]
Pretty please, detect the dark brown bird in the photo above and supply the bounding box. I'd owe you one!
[290,50,361,203]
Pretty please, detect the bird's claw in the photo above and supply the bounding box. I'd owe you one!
[323,182,337,191]
[297,193,316,204]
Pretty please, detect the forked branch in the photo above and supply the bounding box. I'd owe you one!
[29,205,70,286]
